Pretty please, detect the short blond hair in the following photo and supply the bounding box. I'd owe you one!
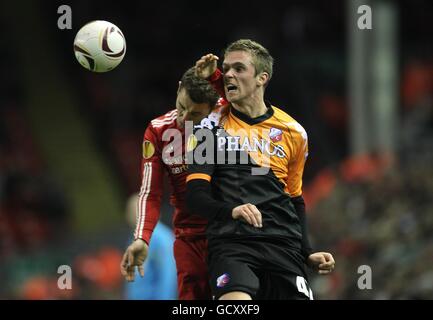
[224,39,274,81]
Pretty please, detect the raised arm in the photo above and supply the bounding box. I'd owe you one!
[195,54,227,104]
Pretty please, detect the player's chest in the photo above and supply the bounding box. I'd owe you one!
[216,122,293,165]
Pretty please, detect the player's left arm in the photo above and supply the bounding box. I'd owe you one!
[286,125,335,274]
[286,125,313,259]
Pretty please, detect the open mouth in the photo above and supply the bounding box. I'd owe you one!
[226,84,238,92]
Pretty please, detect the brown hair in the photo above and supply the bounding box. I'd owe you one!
[180,67,219,107]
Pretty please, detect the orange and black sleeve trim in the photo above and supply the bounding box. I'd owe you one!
[186,173,211,183]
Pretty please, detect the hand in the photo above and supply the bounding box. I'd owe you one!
[232,203,262,228]
[307,252,335,275]
[195,53,219,79]
[120,239,149,282]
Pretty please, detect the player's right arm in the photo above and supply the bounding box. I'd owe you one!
[120,124,165,282]
[185,125,230,221]
[195,54,228,104]
[185,124,262,227]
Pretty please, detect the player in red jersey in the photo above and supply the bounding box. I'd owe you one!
[120,67,221,299]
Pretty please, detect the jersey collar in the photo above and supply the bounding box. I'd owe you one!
[230,101,274,125]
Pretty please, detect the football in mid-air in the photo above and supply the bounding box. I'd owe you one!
[73,20,126,72]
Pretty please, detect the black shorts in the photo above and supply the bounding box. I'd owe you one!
[207,238,313,300]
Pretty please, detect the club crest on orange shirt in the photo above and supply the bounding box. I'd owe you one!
[269,127,283,143]
[143,140,155,159]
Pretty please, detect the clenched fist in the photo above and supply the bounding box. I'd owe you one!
[307,252,335,275]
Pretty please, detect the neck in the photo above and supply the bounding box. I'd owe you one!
[231,95,267,118]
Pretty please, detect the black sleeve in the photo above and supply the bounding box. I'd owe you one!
[186,179,236,220]
[186,124,237,220]
[291,195,313,261]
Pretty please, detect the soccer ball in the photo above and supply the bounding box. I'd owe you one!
[73,20,126,72]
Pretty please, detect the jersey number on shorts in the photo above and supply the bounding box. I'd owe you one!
[296,276,314,300]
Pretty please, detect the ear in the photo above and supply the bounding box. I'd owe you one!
[177,81,182,94]
[256,72,269,87]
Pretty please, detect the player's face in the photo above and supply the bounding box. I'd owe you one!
[176,88,212,128]
[222,51,259,103]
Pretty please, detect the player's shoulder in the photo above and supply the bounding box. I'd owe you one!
[271,105,307,140]
[194,104,229,130]
[149,109,178,131]
[271,105,297,124]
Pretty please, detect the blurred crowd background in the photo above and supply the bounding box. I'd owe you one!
[0,0,432,299]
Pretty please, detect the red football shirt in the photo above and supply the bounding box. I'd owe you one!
[134,71,227,244]
[134,109,208,244]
